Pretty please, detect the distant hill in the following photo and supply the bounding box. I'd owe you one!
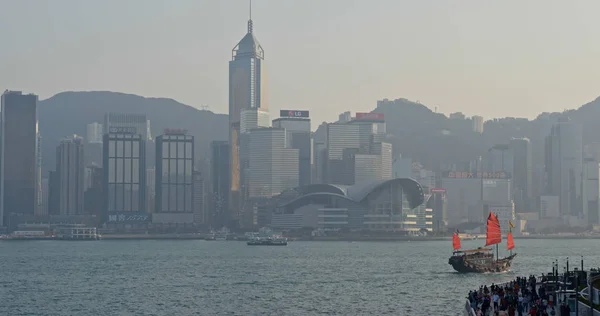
[371,96,600,171]
[38,91,228,173]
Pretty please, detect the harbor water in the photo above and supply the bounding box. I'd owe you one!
[1,238,599,315]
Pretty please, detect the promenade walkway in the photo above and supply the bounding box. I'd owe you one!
[466,275,566,316]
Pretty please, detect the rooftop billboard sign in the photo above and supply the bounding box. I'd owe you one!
[164,128,188,135]
[355,112,384,121]
[108,126,137,134]
[444,171,511,179]
[280,110,309,118]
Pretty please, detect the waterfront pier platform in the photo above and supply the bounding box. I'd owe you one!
[463,259,600,316]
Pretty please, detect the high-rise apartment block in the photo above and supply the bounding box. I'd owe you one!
[472,115,484,134]
[56,136,85,215]
[87,123,103,144]
[0,91,38,226]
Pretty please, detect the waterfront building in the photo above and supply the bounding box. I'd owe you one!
[269,178,425,232]
[239,108,270,209]
[193,171,206,226]
[545,118,583,217]
[146,168,155,214]
[325,113,391,185]
[440,171,511,226]
[48,171,60,216]
[83,165,103,218]
[540,195,560,218]
[154,130,194,225]
[582,158,600,224]
[248,128,299,198]
[0,91,39,226]
[326,123,359,185]
[510,137,532,212]
[210,141,229,226]
[104,113,149,140]
[103,127,147,229]
[56,136,85,215]
[229,9,267,225]
[40,178,49,216]
[272,110,311,186]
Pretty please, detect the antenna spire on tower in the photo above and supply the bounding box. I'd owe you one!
[247,0,253,33]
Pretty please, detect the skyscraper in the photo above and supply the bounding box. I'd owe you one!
[154,130,194,225]
[545,118,583,216]
[273,110,311,186]
[510,137,532,212]
[104,113,148,140]
[325,113,391,185]
[486,144,514,175]
[103,128,147,226]
[248,128,299,198]
[471,115,484,134]
[56,136,85,215]
[240,108,270,207]
[326,123,360,185]
[210,141,230,226]
[87,123,103,144]
[229,8,267,225]
[0,91,38,226]
[193,171,206,226]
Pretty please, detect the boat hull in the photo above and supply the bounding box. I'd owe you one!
[247,240,287,246]
[449,253,516,273]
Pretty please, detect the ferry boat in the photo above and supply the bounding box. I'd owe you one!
[448,213,516,273]
[247,236,288,246]
[55,226,101,240]
[212,227,230,241]
[3,231,53,241]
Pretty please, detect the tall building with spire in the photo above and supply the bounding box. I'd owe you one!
[228,4,267,226]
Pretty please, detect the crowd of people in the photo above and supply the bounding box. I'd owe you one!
[467,275,572,316]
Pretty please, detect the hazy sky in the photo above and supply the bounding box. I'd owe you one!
[1,0,599,124]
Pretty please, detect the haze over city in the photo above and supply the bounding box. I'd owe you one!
[3,2,600,315]
[2,0,600,124]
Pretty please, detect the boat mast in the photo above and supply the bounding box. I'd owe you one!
[509,225,512,256]
[491,209,500,261]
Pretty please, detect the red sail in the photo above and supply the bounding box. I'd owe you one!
[453,232,461,251]
[485,213,502,246]
[507,232,515,250]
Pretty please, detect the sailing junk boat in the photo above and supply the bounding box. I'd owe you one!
[448,213,517,273]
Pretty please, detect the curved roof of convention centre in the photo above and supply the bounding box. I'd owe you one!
[277,178,424,209]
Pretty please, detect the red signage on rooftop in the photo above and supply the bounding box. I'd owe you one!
[431,188,446,194]
[355,112,384,121]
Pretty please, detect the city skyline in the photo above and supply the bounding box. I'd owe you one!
[2,0,600,125]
